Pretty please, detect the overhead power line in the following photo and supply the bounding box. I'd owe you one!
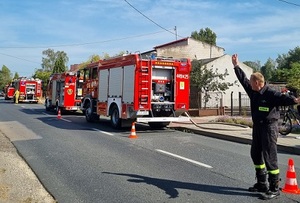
[0,30,168,49]
[0,52,40,64]
[123,0,184,39]
[278,0,300,7]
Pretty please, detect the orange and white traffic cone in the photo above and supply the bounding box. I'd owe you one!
[128,122,138,139]
[57,109,62,120]
[282,158,300,194]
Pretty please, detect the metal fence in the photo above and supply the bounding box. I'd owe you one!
[227,92,251,116]
[201,91,223,108]
[189,90,251,116]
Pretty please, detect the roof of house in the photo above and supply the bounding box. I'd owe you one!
[199,56,222,65]
[154,37,189,49]
[154,37,224,50]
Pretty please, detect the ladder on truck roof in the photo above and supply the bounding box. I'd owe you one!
[138,61,151,110]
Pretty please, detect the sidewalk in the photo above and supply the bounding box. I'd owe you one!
[0,130,56,203]
[168,116,300,155]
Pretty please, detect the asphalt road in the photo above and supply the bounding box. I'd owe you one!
[1,99,300,203]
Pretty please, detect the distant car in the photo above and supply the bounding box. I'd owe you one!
[0,91,4,97]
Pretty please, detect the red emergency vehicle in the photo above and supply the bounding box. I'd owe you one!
[3,84,15,100]
[13,77,42,103]
[81,54,191,129]
[45,71,83,112]
[79,61,99,119]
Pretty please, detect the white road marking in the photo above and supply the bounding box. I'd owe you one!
[61,118,71,122]
[92,128,114,136]
[155,149,213,169]
[41,112,71,122]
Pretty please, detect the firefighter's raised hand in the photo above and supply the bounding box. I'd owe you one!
[232,54,239,67]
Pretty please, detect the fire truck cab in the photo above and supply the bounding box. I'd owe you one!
[80,61,100,120]
[45,71,83,112]
[81,54,191,129]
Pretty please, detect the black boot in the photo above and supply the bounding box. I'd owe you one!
[261,174,280,200]
[249,169,268,192]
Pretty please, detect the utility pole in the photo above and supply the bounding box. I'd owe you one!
[174,26,177,40]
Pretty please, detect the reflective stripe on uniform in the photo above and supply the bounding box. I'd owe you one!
[254,163,266,169]
[268,169,280,175]
[258,106,269,112]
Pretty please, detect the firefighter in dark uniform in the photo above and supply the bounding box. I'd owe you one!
[232,54,300,200]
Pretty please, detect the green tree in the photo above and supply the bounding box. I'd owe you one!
[191,27,217,45]
[76,54,102,70]
[276,46,300,70]
[0,65,13,90]
[273,46,300,82]
[13,72,19,79]
[190,60,235,108]
[243,60,261,72]
[32,69,52,97]
[52,54,67,73]
[286,62,300,94]
[261,58,275,82]
[89,54,101,62]
[102,52,110,59]
[276,53,289,70]
[271,68,289,82]
[41,49,69,72]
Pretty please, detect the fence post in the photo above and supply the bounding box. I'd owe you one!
[239,92,242,116]
[231,91,233,116]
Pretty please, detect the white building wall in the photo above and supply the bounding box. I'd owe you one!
[156,38,224,60]
[201,54,253,107]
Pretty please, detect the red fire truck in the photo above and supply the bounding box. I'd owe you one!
[3,83,15,100]
[45,71,83,112]
[79,60,99,119]
[81,54,191,129]
[13,77,42,103]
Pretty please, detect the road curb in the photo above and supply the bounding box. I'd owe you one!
[169,126,300,156]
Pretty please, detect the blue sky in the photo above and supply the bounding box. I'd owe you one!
[0,0,300,77]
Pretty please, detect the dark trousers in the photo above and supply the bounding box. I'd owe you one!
[251,121,278,171]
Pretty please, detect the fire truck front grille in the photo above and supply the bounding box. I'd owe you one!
[27,94,34,100]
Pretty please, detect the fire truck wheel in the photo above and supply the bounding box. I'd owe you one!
[110,105,121,129]
[45,99,51,111]
[85,103,94,122]
[55,105,60,114]
[148,122,170,129]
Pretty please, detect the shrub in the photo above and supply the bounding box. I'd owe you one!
[214,116,253,128]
